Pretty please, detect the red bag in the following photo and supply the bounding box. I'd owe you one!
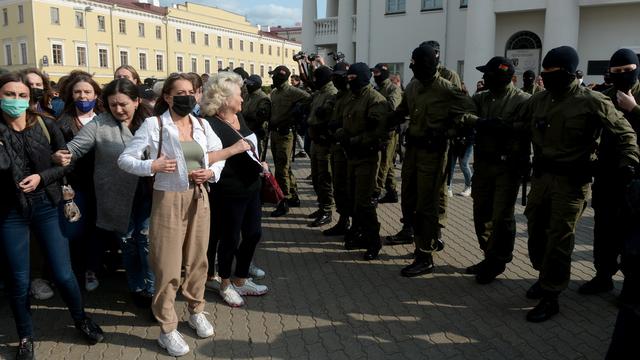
[261,171,284,204]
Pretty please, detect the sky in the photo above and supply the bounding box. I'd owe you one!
[159,0,327,27]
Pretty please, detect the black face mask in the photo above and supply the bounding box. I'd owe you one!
[523,77,534,88]
[332,75,348,91]
[482,73,511,92]
[610,70,639,93]
[31,88,45,102]
[272,75,288,89]
[247,83,261,93]
[171,95,197,117]
[540,70,575,94]
[348,77,369,94]
[410,63,437,83]
[374,70,389,87]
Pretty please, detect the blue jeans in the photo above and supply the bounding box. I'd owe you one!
[0,193,86,339]
[120,181,154,293]
[448,144,473,188]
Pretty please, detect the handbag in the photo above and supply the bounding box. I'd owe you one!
[219,117,284,204]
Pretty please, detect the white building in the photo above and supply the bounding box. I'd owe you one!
[302,0,640,89]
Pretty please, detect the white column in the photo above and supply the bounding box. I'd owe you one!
[463,0,495,91]
[302,0,317,53]
[355,0,369,64]
[337,0,355,63]
[543,0,579,56]
[326,0,338,17]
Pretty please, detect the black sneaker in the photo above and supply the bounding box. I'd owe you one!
[16,337,34,360]
[400,254,434,277]
[309,211,332,228]
[75,317,105,345]
[526,296,559,323]
[307,209,322,219]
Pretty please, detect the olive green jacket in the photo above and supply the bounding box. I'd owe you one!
[242,89,271,134]
[438,64,462,89]
[307,82,338,142]
[269,82,310,129]
[377,78,403,111]
[341,84,392,150]
[329,89,350,135]
[522,84,544,95]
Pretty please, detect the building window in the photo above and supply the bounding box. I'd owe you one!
[98,16,105,31]
[20,43,27,64]
[191,58,197,72]
[250,42,254,52]
[228,38,233,49]
[76,46,87,66]
[75,11,84,28]
[460,0,468,8]
[99,48,108,68]
[240,40,244,51]
[260,44,264,54]
[190,31,196,44]
[217,36,222,48]
[277,47,280,57]
[119,19,126,34]
[217,60,222,70]
[268,45,272,55]
[285,49,289,57]
[268,66,272,73]
[156,54,163,71]
[176,29,182,42]
[386,63,404,79]
[50,7,60,24]
[176,56,183,72]
[240,62,244,69]
[139,53,147,70]
[204,34,209,46]
[260,65,264,77]
[421,0,443,11]
[386,0,405,14]
[120,50,128,66]
[204,59,210,74]
[250,64,254,74]
[18,5,24,23]
[3,8,8,26]
[138,23,145,37]
[229,61,234,69]
[52,44,63,65]
[155,26,162,39]
[4,44,12,65]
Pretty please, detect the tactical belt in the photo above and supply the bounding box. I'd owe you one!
[405,134,447,152]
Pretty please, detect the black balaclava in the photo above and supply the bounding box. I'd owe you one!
[609,48,640,93]
[523,70,536,88]
[245,75,262,93]
[233,67,249,80]
[313,66,333,89]
[372,64,390,87]
[270,65,291,88]
[477,56,514,92]
[346,63,371,94]
[541,46,579,94]
[410,45,438,83]
[332,63,350,91]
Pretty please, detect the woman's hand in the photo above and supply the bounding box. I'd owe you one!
[151,154,178,173]
[230,139,251,155]
[261,161,269,172]
[52,150,72,167]
[19,174,41,193]
[190,169,213,184]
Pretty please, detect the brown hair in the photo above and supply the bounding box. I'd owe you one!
[153,73,194,116]
[60,70,104,117]
[114,65,142,85]
[102,78,150,133]
[19,67,53,113]
[0,72,44,128]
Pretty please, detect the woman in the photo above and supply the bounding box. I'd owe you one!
[57,70,102,292]
[20,68,55,117]
[53,78,155,307]
[118,73,249,357]
[201,72,268,307]
[0,72,104,360]
[114,65,142,85]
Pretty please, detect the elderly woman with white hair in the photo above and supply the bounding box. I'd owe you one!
[201,71,269,307]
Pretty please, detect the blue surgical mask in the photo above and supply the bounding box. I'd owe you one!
[1,98,30,117]
[192,103,201,116]
[75,99,96,113]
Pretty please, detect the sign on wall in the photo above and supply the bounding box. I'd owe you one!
[506,49,540,87]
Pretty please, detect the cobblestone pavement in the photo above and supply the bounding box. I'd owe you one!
[0,157,621,359]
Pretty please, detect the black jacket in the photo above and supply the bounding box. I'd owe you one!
[0,116,68,217]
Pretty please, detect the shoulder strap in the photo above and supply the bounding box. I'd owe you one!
[156,116,163,158]
[219,116,260,160]
[36,116,51,144]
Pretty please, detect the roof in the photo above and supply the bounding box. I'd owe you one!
[93,0,168,16]
[259,30,300,44]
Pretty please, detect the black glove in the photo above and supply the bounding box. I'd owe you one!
[619,164,637,186]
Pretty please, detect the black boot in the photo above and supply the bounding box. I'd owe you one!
[434,228,445,252]
[364,225,382,260]
[378,188,399,204]
[401,253,434,277]
[323,216,350,236]
[270,200,289,217]
[526,281,544,300]
[16,337,34,360]
[465,259,487,275]
[526,295,560,323]
[75,317,105,345]
[309,211,332,227]
[475,260,506,285]
[287,195,301,207]
[307,209,323,219]
[344,228,367,250]
[385,226,414,245]
[578,276,614,295]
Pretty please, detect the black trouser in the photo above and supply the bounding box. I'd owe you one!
[592,176,626,279]
[207,190,262,279]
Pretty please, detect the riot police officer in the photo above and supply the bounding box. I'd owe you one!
[242,75,271,157]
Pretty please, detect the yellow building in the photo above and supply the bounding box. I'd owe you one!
[0,0,302,84]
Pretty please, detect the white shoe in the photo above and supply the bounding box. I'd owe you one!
[233,278,268,296]
[85,271,99,292]
[30,278,54,300]
[188,312,215,338]
[459,186,472,197]
[447,188,453,198]
[205,274,221,291]
[219,285,244,307]
[248,263,266,279]
[158,330,189,357]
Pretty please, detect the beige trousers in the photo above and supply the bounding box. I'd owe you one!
[149,185,210,333]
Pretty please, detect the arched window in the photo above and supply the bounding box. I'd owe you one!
[506,31,542,51]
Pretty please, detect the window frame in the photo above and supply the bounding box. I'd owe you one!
[156,53,164,72]
[421,0,444,11]
[75,11,84,28]
[97,15,106,32]
[18,5,24,23]
[98,48,109,68]
[385,0,406,15]
[118,19,126,34]
[119,49,129,66]
[138,22,145,37]
[50,7,60,25]
[51,43,63,65]
[155,25,162,39]
[76,45,87,66]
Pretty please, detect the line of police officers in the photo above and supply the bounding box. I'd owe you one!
[238,43,640,338]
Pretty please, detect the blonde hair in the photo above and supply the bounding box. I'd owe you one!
[200,71,243,116]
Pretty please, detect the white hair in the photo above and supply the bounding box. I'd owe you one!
[200,71,243,116]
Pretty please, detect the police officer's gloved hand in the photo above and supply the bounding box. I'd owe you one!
[334,128,349,144]
[619,164,637,186]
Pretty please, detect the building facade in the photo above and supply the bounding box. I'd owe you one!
[0,0,301,84]
[303,0,640,89]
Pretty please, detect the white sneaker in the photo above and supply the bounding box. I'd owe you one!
[30,278,54,300]
[233,278,268,296]
[205,274,221,291]
[447,188,453,197]
[219,285,244,307]
[85,271,99,292]
[188,312,215,338]
[158,330,189,357]
[459,186,472,197]
[248,263,266,279]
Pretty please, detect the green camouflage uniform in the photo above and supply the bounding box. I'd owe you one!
[242,88,271,156]
[375,78,403,197]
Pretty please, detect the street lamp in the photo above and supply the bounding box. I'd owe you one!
[74,6,93,73]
